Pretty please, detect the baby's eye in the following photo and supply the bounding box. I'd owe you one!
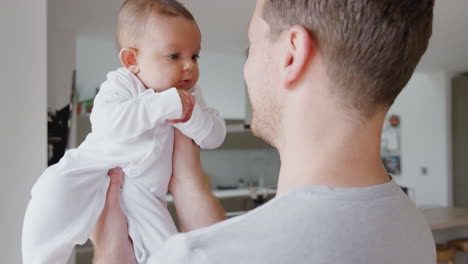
[169,54,179,60]
[192,54,200,61]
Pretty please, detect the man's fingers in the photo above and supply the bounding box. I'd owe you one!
[108,167,123,181]
[107,167,123,209]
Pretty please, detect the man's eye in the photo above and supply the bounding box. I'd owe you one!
[170,54,179,60]
[192,55,200,61]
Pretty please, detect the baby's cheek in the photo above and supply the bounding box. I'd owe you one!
[154,73,176,90]
[192,68,200,84]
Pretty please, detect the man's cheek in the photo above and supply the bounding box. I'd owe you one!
[243,59,251,82]
[245,57,259,83]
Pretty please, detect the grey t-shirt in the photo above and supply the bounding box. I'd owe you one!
[149,180,436,264]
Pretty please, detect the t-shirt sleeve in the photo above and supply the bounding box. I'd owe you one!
[147,234,210,264]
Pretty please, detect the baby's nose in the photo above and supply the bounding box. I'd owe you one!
[183,60,194,71]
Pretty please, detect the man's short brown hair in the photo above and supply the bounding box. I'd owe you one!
[263,0,435,117]
[117,0,195,49]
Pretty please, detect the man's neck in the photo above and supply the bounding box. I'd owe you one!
[275,102,390,196]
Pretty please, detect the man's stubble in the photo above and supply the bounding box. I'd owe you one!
[248,77,282,149]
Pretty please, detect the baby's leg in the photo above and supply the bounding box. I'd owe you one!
[120,177,178,264]
[22,150,111,264]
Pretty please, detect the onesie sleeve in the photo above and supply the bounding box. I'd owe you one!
[91,74,182,141]
[172,85,226,149]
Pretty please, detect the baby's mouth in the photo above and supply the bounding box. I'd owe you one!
[177,79,192,89]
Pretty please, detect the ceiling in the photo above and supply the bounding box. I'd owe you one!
[49,0,468,72]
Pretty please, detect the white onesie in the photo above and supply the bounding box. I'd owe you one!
[22,68,226,264]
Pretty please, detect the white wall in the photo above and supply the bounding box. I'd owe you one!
[75,36,121,101]
[0,0,47,263]
[389,72,452,207]
[75,36,247,119]
[197,51,246,119]
[47,0,76,110]
[48,29,76,110]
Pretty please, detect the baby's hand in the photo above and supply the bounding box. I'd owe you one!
[169,89,195,123]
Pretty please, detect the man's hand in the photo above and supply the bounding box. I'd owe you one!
[169,90,195,123]
[90,168,136,264]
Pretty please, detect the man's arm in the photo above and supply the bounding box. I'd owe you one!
[169,129,226,231]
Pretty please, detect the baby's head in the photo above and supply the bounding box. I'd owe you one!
[117,0,200,91]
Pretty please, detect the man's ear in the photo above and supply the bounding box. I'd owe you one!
[119,47,140,74]
[280,25,315,89]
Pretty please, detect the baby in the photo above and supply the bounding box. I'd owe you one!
[22,0,226,263]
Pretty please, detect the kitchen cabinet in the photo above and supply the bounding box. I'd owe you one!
[221,119,272,149]
[453,74,468,207]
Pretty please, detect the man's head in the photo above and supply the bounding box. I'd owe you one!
[117,0,201,91]
[245,0,434,146]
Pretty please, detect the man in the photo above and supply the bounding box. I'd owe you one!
[92,0,436,263]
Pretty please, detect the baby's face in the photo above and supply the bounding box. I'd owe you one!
[135,16,201,92]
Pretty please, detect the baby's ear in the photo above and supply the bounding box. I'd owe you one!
[119,47,140,74]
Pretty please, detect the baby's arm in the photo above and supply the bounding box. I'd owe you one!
[92,78,183,141]
[172,85,226,149]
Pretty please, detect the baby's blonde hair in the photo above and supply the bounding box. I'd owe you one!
[116,0,195,49]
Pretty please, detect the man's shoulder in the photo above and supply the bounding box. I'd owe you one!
[151,181,435,264]
[148,197,290,264]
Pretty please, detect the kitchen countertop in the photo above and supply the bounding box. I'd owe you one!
[166,187,277,202]
[421,207,468,231]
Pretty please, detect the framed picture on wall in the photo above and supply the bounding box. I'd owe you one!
[381,114,401,175]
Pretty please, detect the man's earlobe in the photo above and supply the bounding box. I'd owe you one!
[119,48,140,74]
[281,25,314,89]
